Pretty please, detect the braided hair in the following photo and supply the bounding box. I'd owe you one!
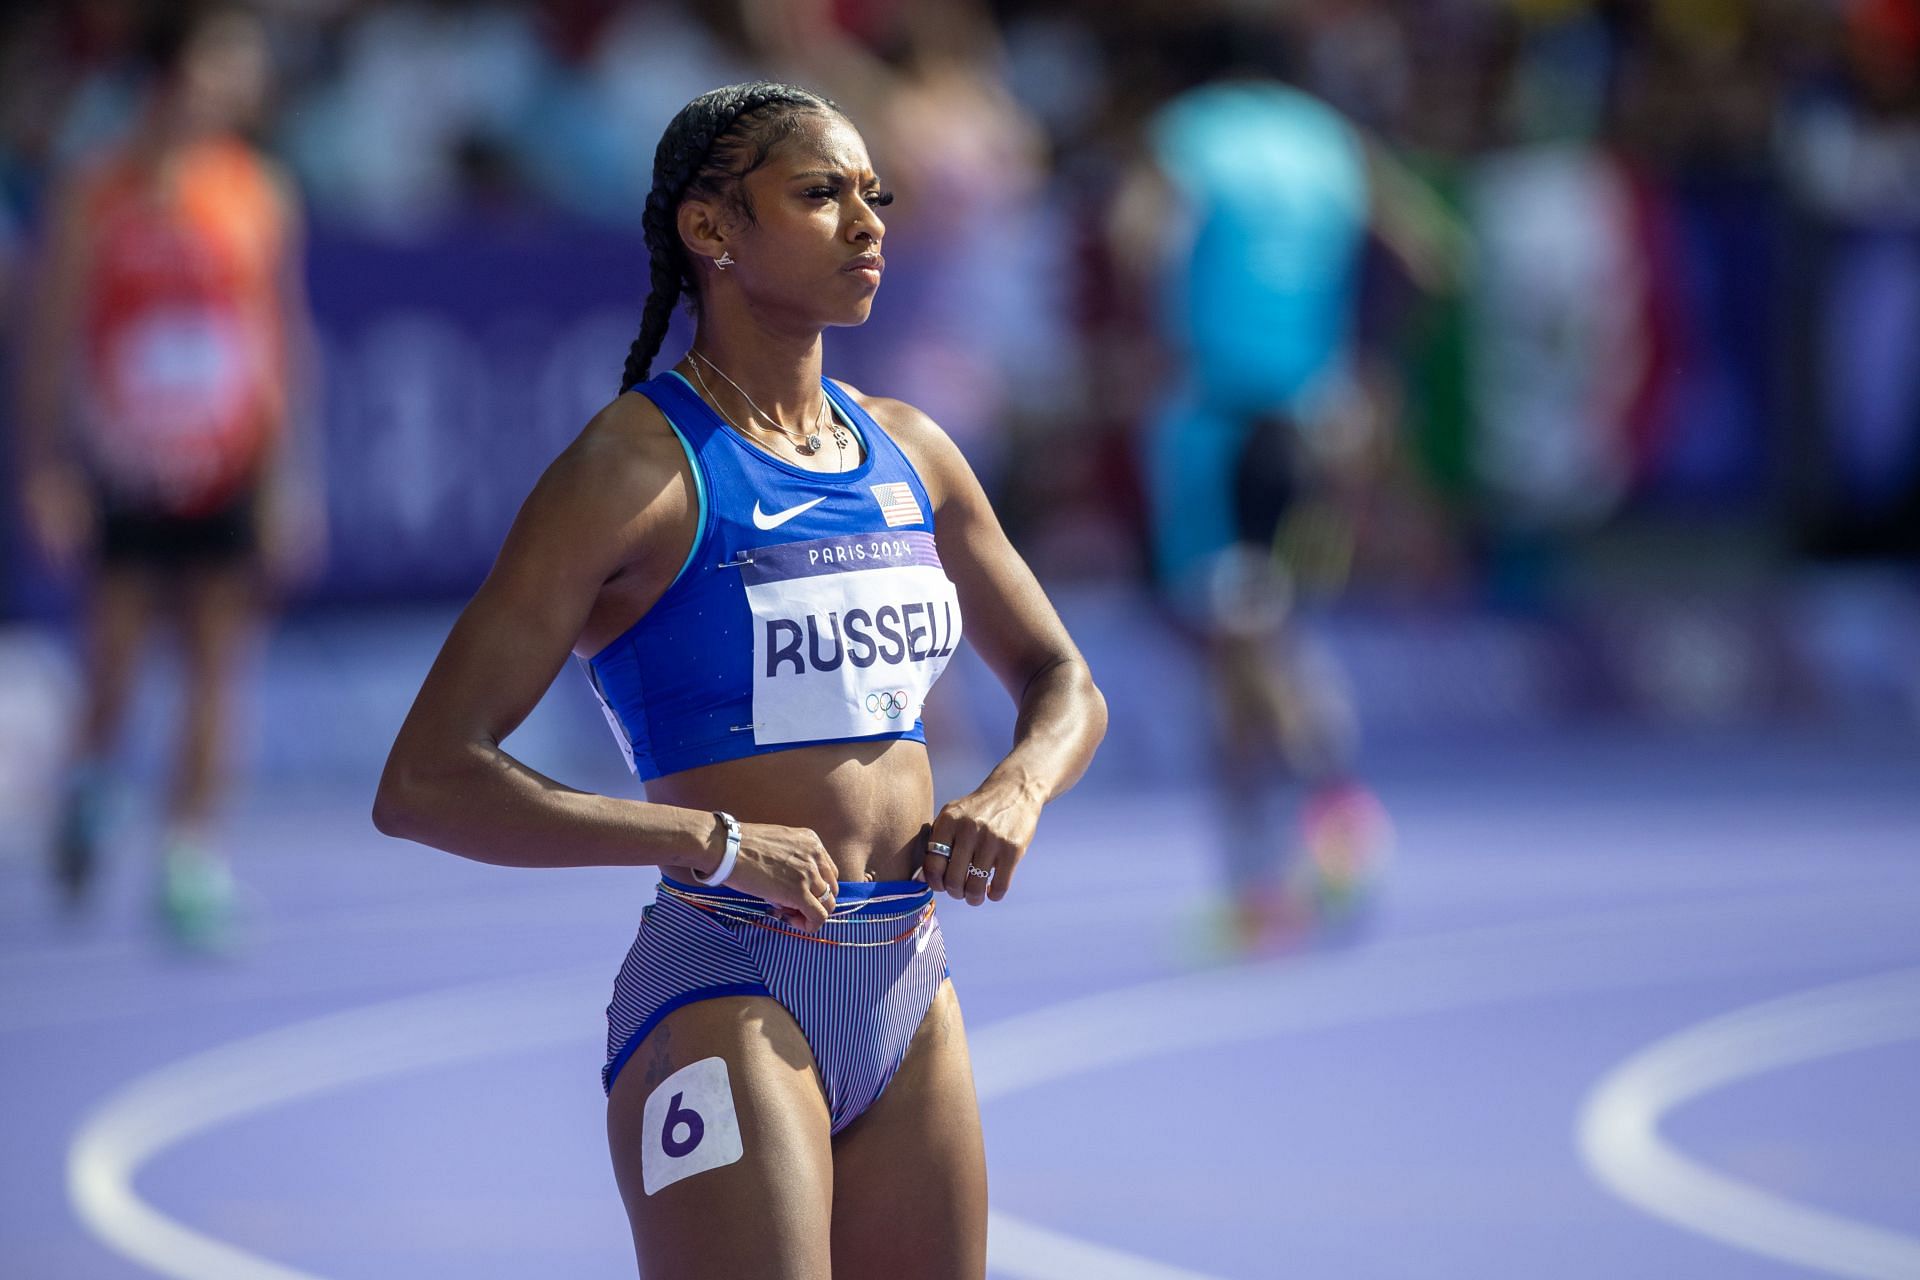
[620,82,842,393]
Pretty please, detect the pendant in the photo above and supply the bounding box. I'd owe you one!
[805,434,823,452]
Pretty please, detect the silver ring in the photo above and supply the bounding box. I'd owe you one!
[966,866,991,879]
[926,841,953,857]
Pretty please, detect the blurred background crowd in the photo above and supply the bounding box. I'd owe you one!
[3,0,1917,740]
[5,7,1917,1268]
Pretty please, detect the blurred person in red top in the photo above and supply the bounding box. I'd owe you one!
[16,0,322,951]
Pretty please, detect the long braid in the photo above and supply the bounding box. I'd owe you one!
[622,184,689,392]
[619,81,841,392]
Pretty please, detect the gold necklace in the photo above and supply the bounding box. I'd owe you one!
[688,359,845,472]
[687,348,849,463]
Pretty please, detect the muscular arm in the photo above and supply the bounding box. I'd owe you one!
[855,389,1108,899]
[17,175,87,474]
[257,163,328,589]
[16,174,95,574]
[370,401,722,872]
[1362,133,1473,295]
[939,468,1106,810]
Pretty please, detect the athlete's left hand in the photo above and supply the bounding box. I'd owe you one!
[924,771,1045,904]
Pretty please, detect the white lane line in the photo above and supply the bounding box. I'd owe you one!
[0,884,626,982]
[1577,967,1920,1280]
[67,952,1227,1280]
[971,883,1920,1100]
[3,880,1184,1033]
[69,969,597,1280]
[66,888,1920,1280]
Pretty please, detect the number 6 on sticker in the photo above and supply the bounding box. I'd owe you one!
[661,1091,703,1156]
[641,1056,744,1195]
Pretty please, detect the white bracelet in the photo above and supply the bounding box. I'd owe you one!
[692,811,741,886]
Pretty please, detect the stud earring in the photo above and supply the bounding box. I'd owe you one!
[715,251,734,271]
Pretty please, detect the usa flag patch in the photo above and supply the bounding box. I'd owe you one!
[870,482,923,528]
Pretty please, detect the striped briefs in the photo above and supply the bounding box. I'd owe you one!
[602,874,949,1136]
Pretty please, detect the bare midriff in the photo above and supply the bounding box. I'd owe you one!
[644,737,935,885]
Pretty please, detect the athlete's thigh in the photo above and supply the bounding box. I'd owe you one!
[82,565,154,680]
[829,979,988,1280]
[607,994,834,1280]
[175,563,259,681]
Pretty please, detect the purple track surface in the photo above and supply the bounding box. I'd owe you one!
[4,683,1916,1276]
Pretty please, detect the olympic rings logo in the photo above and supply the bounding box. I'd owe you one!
[864,689,912,720]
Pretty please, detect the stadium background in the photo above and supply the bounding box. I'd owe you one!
[1,2,1917,1278]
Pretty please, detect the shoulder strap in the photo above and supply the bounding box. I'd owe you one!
[821,378,889,458]
[631,369,723,450]
[821,379,940,528]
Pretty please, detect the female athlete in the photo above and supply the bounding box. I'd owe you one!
[373,81,1107,1277]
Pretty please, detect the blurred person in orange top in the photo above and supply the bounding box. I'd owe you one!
[16,0,322,951]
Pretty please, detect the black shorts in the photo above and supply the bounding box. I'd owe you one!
[98,488,259,572]
[1232,412,1299,549]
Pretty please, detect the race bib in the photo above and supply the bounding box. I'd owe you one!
[101,304,255,437]
[743,531,961,746]
[641,1056,743,1195]
[87,302,262,507]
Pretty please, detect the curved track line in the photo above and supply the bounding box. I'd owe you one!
[68,886,1920,1280]
[68,970,592,1279]
[1577,967,1920,1280]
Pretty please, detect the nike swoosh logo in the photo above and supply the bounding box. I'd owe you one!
[751,496,827,530]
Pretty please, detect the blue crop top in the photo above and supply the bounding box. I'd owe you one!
[580,370,963,782]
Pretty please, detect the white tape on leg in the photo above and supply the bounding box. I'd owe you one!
[641,1055,744,1196]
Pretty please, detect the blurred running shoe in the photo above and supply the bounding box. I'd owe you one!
[159,840,238,954]
[1298,780,1393,928]
[1178,878,1315,965]
[1231,879,1318,955]
[1180,783,1394,965]
[51,765,109,905]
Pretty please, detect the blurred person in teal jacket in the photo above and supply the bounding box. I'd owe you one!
[1112,16,1467,955]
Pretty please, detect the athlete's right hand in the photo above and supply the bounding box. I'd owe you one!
[723,821,839,934]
